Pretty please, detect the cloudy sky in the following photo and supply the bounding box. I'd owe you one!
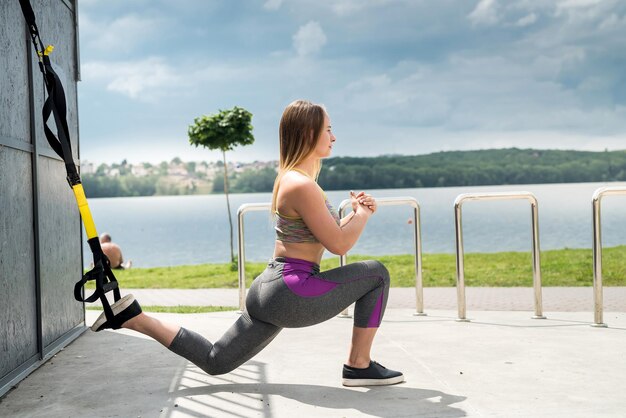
[77,0,626,165]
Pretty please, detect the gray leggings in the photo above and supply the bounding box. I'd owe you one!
[168,257,390,375]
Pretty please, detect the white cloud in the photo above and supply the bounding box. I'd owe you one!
[292,21,327,56]
[81,56,257,102]
[335,47,626,137]
[516,13,537,27]
[599,13,620,29]
[76,0,99,7]
[554,0,613,21]
[263,0,284,11]
[468,0,500,26]
[268,0,393,17]
[556,0,603,12]
[79,13,166,53]
[82,57,181,100]
[342,71,451,126]
[331,0,372,16]
[77,0,626,164]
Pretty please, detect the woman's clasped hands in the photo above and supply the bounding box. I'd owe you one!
[350,190,377,214]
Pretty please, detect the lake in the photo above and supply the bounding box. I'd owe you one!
[82,182,626,268]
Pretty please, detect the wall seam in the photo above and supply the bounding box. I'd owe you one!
[25,24,44,361]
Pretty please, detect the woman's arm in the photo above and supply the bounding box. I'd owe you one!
[340,211,356,227]
[281,178,372,255]
[340,190,361,227]
[341,190,377,227]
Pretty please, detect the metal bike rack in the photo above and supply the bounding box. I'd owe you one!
[337,197,425,317]
[591,186,626,327]
[237,202,271,312]
[454,192,545,321]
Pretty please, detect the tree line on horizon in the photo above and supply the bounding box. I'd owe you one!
[82,148,626,198]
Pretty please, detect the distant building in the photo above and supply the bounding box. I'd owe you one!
[131,164,149,177]
[99,159,281,179]
[251,160,278,171]
[80,160,95,175]
[196,162,220,177]
[168,163,188,176]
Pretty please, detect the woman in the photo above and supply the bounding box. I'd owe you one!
[93,100,404,387]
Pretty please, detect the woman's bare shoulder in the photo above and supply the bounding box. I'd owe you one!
[279,171,320,196]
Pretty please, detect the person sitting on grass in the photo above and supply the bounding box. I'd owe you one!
[99,232,132,270]
[91,99,404,387]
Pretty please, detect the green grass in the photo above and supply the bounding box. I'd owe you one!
[85,246,626,289]
[86,305,237,314]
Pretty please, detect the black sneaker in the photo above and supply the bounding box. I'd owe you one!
[342,361,404,386]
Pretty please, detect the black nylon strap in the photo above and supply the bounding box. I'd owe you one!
[108,300,142,330]
[18,0,36,27]
[18,0,122,323]
[20,0,79,185]
[40,63,66,157]
[40,55,80,184]
[19,0,45,55]
[75,238,121,303]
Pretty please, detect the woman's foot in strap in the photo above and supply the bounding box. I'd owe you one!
[91,294,142,332]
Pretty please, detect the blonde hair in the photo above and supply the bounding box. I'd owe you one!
[271,100,327,213]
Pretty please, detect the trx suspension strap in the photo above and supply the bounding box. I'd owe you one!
[19,0,122,324]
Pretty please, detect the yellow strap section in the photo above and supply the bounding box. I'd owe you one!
[72,184,98,239]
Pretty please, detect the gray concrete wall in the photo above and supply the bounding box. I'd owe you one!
[0,0,84,397]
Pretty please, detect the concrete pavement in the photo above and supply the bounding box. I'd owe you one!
[1,288,625,417]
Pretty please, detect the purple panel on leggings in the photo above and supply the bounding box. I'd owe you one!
[367,291,384,327]
[282,259,337,297]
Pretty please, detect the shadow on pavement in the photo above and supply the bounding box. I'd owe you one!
[172,380,467,418]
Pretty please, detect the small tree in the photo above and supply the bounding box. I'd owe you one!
[188,106,254,264]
